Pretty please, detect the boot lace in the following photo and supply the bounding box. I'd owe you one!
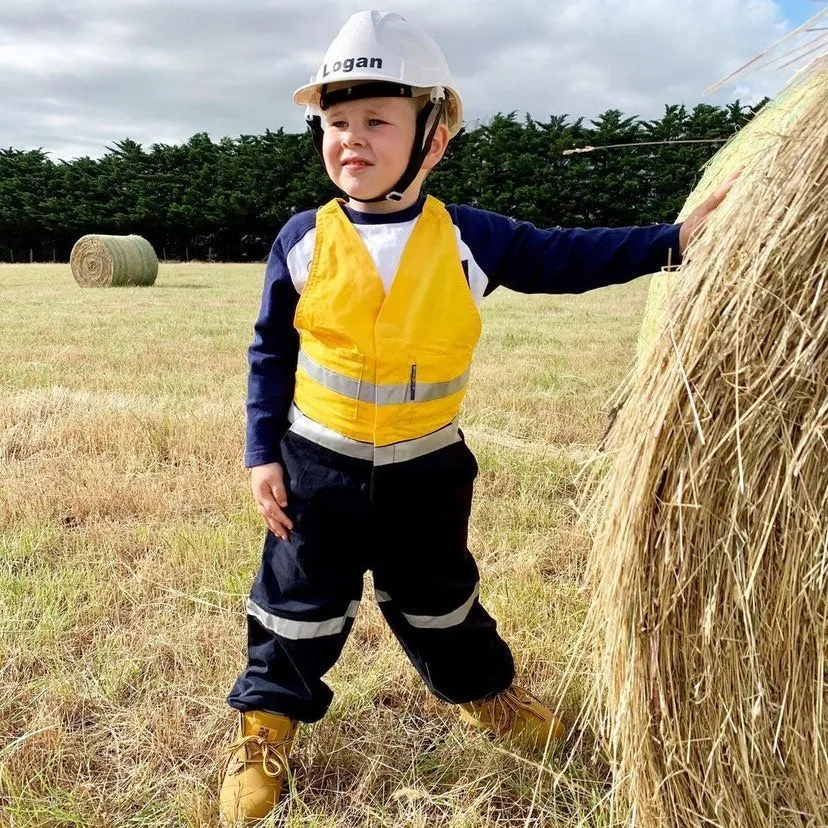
[225,734,289,777]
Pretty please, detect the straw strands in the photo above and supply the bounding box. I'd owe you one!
[704,6,828,95]
[70,234,159,287]
[579,67,828,828]
[638,66,828,361]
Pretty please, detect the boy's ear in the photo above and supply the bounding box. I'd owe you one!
[422,123,450,171]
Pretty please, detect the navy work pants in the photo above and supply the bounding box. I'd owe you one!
[227,430,515,723]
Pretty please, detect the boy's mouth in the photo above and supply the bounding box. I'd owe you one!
[341,157,373,168]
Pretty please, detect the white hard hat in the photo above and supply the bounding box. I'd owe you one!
[293,10,463,137]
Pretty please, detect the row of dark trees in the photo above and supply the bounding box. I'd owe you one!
[0,100,764,263]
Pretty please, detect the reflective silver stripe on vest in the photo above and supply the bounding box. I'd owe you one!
[247,598,359,641]
[298,350,470,405]
[373,583,479,629]
[287,405,462,465]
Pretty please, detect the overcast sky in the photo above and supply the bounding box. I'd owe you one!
[0,0,822,161]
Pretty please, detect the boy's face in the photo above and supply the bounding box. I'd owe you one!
[322,96,418,202]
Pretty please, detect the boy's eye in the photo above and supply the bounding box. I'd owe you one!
[327,117,386,130]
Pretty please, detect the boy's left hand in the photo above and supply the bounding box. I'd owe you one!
[678,169,742,254]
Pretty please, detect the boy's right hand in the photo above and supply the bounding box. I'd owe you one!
[250,463,294,541]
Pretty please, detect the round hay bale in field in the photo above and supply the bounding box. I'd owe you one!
[582,67,828,828]
[69,234,158,287]
[637,67,828,362]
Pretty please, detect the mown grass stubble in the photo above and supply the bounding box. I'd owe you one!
[1,262,646,826]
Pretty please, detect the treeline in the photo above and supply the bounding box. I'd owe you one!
[0,100,763,263]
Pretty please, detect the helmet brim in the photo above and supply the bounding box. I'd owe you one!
[293,80,464,137]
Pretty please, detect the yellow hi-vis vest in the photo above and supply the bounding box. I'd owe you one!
[292,195,481,462]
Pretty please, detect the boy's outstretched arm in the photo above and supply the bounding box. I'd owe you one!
[451,171,738,297]
[460,208,681,297]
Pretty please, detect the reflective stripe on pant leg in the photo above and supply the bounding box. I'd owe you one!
[247,598,360,641]
[374,584,479,629]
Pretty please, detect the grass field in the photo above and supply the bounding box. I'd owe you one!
[0,262,648,827]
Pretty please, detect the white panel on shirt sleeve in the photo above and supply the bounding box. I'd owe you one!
[453,225,489,307]
[285,228,316,293]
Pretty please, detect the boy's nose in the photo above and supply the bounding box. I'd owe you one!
[341,130,366,148]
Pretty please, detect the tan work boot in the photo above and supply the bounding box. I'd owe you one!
[219,709,297,825]
[459,684,566,750]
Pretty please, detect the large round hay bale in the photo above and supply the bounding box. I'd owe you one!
[69,234,158,287]
[637,68,828,362]
[583,67,828,828]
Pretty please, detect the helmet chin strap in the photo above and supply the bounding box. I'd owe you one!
[306,84,445,204]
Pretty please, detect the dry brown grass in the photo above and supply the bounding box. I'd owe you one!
[579,67,828,828]
[1,260,646,826]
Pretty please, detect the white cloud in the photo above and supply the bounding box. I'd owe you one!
[0,0,805,160]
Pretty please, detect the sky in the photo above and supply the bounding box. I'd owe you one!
[0,0,823,161]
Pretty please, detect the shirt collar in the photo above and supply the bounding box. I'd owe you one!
[340,194,426,225]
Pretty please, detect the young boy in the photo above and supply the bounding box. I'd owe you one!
[220,10,733,823]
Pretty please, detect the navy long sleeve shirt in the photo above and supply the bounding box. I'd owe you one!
[245,195,681,467]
